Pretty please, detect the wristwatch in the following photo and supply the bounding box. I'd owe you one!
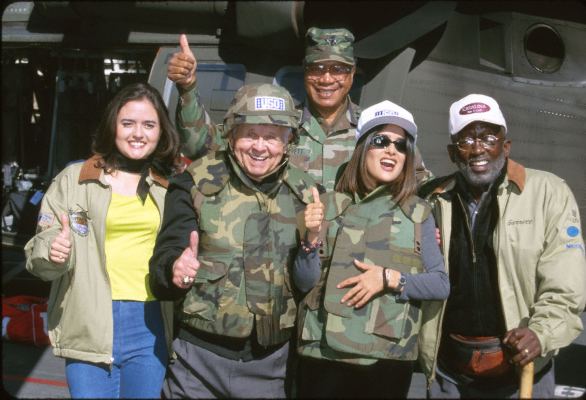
[396,273,407,292]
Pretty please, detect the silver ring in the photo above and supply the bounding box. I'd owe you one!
[182,275,193,285]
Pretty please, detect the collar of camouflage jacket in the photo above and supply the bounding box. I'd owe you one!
[300,96,360,131]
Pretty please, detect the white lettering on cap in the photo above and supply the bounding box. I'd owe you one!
[254,96,286,111]
[374,109,398,117]
[460,103,490,115]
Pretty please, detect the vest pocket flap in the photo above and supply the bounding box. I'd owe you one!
[195,258,229,282]
[364,295,408,340]
[323,224,367,318]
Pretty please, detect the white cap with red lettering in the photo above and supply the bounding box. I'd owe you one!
[449,94,507,135]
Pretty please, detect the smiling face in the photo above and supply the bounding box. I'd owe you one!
[304,61,354,117]
[229,124,292,181]
[364,124,407,188]
[448,121,511,191]
[115,99,161,160]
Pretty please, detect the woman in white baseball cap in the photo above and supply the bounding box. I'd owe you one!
[293,100,449,398]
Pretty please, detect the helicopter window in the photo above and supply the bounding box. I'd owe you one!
[524,24,565,73]
[273,65,364,106]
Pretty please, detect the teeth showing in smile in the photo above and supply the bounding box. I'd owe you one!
[129,141,145,148]
[380,159,396,168]
[316,88,336,97]
[470,160,488,166]
[249,154,268,161]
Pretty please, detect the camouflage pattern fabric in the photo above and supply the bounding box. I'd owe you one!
[288,101,360,192]
[304,27,355,66]
[223,83,300,134]
[297,186,431,365]
[175,83,300,160]
[181,150,316,346]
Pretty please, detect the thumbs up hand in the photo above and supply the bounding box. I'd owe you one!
[50,214,72,264]
[172,231,201,288]
[167,34,197,88]
[304,187,324,244]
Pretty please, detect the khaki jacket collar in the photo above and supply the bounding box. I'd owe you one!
[429,158,526,196]
[78,155,169,188]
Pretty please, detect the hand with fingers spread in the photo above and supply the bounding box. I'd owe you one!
[172,231,200,288]
[503,327,541,367]
[304,186,324,245]
[337,259,400,309]
[167,34,197,89]
[49,214,72,264]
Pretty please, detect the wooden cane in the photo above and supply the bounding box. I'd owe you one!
[519,361,534,399]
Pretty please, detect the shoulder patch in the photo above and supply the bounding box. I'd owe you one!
[37,212,55,231]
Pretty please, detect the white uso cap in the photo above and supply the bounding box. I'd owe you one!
[356,100,418,143]
[449,94,507,135]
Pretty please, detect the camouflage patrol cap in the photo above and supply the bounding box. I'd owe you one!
[304,27,355,66]
[223,83,300,135]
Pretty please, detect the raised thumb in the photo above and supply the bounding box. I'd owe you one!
[311,186,322,205]
[179,34,193,56]
[59,213,70,236]
[189,230,199,256]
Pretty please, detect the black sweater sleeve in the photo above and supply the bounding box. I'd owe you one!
[149,171,199,300]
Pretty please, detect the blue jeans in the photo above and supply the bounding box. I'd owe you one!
[66,300,168,398]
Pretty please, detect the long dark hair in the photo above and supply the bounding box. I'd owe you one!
[92,82,181,175]
[335,127,417,206]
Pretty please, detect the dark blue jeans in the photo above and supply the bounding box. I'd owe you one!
[65,300,167,398]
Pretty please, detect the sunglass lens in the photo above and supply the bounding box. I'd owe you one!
[394,140,407,153]
[371,135,390,148]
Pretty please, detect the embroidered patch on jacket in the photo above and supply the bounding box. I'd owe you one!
[37,213,55,232]
[566,225,580,238]
[68,209,89,236]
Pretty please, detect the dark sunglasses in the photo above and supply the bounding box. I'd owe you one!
[304,63,353,77]
[369,134,407,154]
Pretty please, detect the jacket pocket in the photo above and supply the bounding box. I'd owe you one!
[182,257,228,321]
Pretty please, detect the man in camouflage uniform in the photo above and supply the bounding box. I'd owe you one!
[168,28,432,191]
[148,83,317,398]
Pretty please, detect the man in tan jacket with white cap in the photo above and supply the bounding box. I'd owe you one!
[418,93,586,398]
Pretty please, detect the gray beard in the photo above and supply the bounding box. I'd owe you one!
[456,151,506,188]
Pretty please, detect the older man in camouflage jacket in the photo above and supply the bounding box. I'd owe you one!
[149,83,317,398]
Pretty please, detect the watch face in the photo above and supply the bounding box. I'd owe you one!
[398,274,407,287]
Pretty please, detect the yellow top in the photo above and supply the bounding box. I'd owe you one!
[105,192,160,301]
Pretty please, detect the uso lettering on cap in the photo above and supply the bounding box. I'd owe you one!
[375,109,399,117]
[255,96,286,111]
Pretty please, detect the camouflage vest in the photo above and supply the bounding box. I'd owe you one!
[297,186,431,364]
[182,151,315,346]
